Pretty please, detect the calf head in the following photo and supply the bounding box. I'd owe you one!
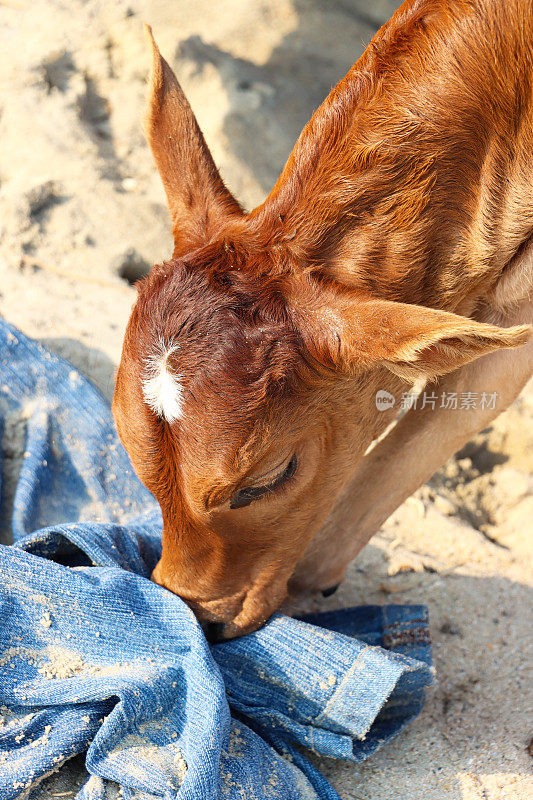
[113,24,530,638]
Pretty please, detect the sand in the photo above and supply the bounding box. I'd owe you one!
[0,1,531,797]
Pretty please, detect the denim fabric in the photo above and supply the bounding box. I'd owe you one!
[0,320,433,800]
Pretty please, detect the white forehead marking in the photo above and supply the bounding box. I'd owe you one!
[142,340,183,423]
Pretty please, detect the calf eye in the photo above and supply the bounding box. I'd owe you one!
[230,454,298,509]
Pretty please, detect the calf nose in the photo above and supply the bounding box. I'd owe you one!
[202,621,227,644]
[321,584,340,598]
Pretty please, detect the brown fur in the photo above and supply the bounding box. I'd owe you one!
[113,1,533,638]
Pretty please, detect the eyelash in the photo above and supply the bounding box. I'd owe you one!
[229,454,298,510]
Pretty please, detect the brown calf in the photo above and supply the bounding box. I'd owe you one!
[113,0,533,639]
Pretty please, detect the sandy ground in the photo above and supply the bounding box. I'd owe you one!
[0,0,531,798]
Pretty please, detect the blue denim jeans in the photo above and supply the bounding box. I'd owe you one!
[0,320,433,800]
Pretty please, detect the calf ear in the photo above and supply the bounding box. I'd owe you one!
[144,25,243,256]
[297,293,532,381]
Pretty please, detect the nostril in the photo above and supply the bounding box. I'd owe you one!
[203,621,227,644]
[321,584,340,598]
